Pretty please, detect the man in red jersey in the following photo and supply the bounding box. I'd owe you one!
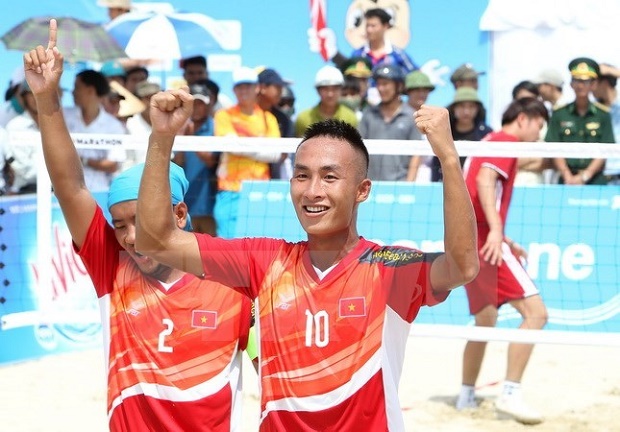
[457,98,549,425]
[24,20,253,431]
[135,68,479,429]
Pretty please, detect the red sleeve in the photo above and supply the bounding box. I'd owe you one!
[480,158,517,180]
[73,206,121,298]
[194,234,283,298]
[387,251,447,323]
[236,296,253,351]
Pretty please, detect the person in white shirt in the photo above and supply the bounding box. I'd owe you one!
[5,81,39,194]
[125,81,161,170]
[64,69,126,192]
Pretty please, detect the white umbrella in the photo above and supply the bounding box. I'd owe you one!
[106,11,241,60]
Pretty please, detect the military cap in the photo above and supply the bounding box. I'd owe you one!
[405,71,435,90]
[568,57,599,80]
[341,57,373,78]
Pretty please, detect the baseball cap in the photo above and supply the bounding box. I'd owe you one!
[533,69,564,88]
[232,66,258,86]
[450,63,485,83]
[189,83,211,104]
[100,61,126,78]
[258,68,286,87]
[135,81,161,98]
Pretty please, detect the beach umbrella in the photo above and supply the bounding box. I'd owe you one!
[105,11,240,60]
[1,16,127,63]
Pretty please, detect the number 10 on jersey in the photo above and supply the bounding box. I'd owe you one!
[305,309,329,347]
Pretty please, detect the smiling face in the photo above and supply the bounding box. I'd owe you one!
[110,200,174,279]
[291,137,371,240]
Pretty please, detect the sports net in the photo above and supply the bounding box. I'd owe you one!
[1,131,619,364]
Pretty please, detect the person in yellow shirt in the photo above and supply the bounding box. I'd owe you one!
[214,66,282,237]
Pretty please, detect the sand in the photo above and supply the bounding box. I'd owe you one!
[1,337,619,432]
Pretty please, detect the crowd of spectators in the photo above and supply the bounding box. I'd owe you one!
[0,4,618,236]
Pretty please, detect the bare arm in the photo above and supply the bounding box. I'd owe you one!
[135,88,204,276]
[406,155,422,182]
[476,167,504,266]
[83,158,120,174]
[25,19,96,248]
[415,105,479,292]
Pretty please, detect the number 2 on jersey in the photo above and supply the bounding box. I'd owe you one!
[158,318,174,353]
[305,309,329,347]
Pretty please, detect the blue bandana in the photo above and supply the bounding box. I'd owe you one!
[107,162,192,231]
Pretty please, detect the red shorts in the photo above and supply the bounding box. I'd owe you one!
[465,242,539,315]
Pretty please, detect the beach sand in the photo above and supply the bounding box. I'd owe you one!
[1,337,619,432]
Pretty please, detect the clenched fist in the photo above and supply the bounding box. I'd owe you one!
[415,105,459,162]
[149,88,194,137]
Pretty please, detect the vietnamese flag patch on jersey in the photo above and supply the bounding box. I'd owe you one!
[339,297,366,318]
[192,310,217,329]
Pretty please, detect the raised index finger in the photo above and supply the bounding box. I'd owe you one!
[47,19,57,51]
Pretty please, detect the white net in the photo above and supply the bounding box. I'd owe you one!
[4,131,620,349]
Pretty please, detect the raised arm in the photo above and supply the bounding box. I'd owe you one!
[24,19,96,248]
[135,88,204,276]
[415,105,479,291]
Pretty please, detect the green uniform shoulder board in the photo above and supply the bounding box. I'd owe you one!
[592,101,611,112]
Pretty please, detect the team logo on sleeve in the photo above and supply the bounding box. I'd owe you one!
[339,297,366,318]
[191,310,217,329]
[359,247,424,267]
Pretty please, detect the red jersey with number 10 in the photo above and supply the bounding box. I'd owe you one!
[196,235,445,432]
[77,207,251,432]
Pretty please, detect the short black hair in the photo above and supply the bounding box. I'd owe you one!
[180,55,207,69]
[76,70,110,97]
[501,97,548,125]
[598,73,617,88]
[364,8,392,26]
[125,66,149,78]
[511,80,539,100]
[299,119,369,175]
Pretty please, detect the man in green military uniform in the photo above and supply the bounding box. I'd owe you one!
[546,57,615,185]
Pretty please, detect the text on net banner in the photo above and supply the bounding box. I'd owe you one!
[236,181,620,333]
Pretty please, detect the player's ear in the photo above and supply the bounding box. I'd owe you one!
[173,202,189,228]
[356,178,372,203]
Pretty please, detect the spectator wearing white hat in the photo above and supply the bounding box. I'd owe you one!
[213,66,282,238]
[533,69,570,111]
[294,65,358,137]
